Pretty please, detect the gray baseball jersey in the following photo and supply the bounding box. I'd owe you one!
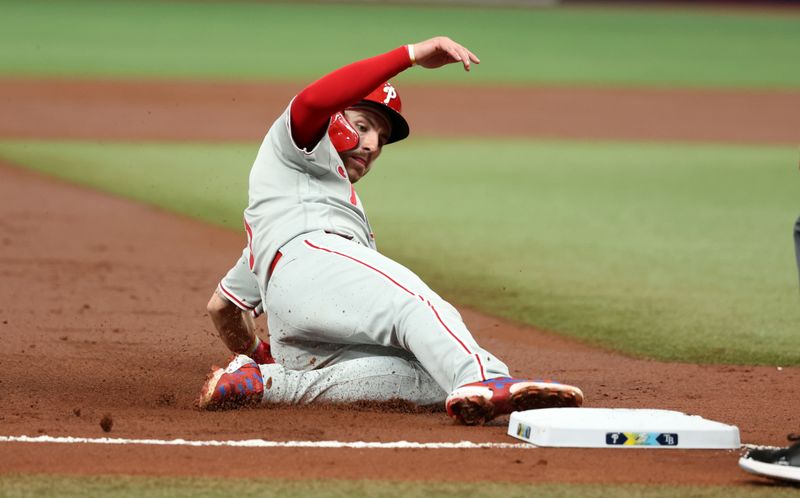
[240,102,509,404]
[244,102,376,291]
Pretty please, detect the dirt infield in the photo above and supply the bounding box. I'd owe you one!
[2,78,799,144]
[1,79,798,486]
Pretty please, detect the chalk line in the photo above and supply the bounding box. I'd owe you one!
[0,435,532,450]
[1,435,757,450]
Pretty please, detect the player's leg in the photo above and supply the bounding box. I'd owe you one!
[794,216,800,288]
[265,231,582,424]
[266,305,419,371]
[197,354,446,409]
[209,249,273,364]
[261,356,445,406]
[266,231,509,391]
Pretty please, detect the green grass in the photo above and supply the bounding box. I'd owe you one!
[1,475,798,498]
[1,138,798,365]
[1,0,799,87]
[373,139,800,365]
[0,141,256,228]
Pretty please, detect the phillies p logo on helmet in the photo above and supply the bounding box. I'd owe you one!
[382,83,398,105]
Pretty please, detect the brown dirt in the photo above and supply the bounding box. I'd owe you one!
[2,78,799,144]
[0,78,798,487]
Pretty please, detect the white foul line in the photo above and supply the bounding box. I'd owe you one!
[0,435,532,450]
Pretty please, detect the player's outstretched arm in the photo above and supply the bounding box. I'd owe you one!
[291,36,478,150]
[291,46,411,150]
[411,36,480,72]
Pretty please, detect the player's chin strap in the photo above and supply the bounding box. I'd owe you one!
[328,112,359,153]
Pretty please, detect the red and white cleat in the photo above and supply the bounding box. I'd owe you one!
[196,355,264,410]
[446,377,584,426]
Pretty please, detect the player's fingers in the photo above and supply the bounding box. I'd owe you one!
[444,40,477,71]
[444,46,463,64]
[418,37,477,70]
[443,43,467,66]
[455,46,472,71]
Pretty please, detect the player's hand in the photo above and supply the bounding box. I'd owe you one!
[412,36,480,72]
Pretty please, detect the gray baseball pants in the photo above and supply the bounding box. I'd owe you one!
[259,230,509,405]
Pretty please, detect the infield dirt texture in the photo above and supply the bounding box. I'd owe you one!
[1,79,799,489]
[1,1,800,496]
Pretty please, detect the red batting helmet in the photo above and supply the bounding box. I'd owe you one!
[328,81,410,153]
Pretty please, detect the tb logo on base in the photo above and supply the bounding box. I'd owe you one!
[606,432,679,446]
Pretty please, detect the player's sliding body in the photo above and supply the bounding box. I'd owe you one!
[197,37,584,425]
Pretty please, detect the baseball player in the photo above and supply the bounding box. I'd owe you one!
[197,36,584,425]
[795,216,800,288]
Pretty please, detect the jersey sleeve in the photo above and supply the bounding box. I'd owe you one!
[268,102,340,177]
[218,248,263,317]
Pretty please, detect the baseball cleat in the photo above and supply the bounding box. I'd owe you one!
[196,355,264,410]
[445,377,584,426]
[739,434,800,483]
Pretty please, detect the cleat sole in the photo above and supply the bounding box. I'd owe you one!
[448,395,494,426]
[511,384,584,412]
[196,367,225,410]
[446,379,584,426]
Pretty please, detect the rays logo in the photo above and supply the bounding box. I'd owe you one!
[382,83,397,104]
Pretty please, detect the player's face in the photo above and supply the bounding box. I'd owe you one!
[341,107,391,183]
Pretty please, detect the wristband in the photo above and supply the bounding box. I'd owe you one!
[406,44,416,66]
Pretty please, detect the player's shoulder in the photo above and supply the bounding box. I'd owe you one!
[260,100,336,175]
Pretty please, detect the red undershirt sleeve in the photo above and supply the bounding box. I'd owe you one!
[290,46,413,151]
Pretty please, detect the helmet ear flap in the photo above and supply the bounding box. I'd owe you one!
[328,112,359,153]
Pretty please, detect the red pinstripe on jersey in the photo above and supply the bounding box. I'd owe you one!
[244,218,255,271]
[349,185,358,206]
[302,239,486,380]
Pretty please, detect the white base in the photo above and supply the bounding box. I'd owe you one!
[508,408,740,449]
[739,456,800,483]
